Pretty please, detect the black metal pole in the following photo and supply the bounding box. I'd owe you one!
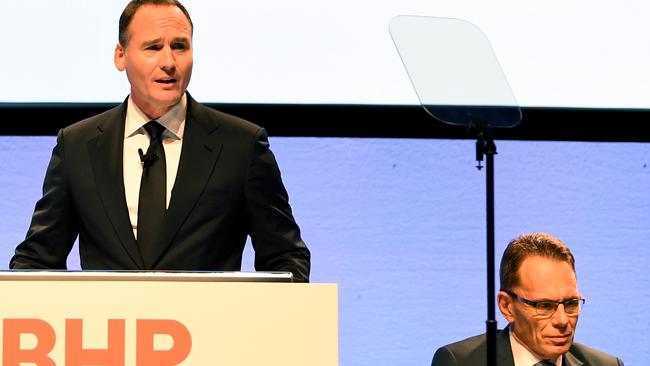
[473,121,498,366]
[485,145,497,366]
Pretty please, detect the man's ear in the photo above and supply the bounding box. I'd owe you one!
[114,43,126,71]
[498,291,515,322]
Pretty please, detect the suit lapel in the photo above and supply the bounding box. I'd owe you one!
[145,96,223,268]
[87,101,144,268]
[563,350,584,366]
[498,326,516,366]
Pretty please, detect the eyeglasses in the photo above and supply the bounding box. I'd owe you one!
[504,290,585,317]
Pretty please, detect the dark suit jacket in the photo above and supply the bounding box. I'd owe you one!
[432,326,623,366]
[10,94,310,282]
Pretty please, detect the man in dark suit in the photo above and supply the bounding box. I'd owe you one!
[432,233,623,365]
[10,0,310,282]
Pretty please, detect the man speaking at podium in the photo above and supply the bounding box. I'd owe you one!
[10,0,310,282]
[431,233,622,366]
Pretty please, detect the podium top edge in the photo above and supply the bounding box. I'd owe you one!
[0,270,293,282]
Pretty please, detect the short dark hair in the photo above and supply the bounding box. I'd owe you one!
[499,232,576,292]
[118,0,193,46]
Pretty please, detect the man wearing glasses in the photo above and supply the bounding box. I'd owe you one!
[432,232,623,366]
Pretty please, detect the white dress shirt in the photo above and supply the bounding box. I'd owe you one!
[509,328,562,366]
[123,94,187,239]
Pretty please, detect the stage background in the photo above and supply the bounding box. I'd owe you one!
[2,0,650,108]
[1,0,649,364]
[1,137,647,365]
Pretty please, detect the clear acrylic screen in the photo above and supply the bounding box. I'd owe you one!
[390,15,521,127]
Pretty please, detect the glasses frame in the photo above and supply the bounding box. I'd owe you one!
[504,290,585,317]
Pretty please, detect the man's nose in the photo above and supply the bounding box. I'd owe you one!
[159,47,176,71]
[551,303,570,327]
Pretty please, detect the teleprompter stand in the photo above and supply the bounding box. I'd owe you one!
[473,120,499,365]
[390,16,522,366]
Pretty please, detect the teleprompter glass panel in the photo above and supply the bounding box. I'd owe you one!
[390,15,521,128]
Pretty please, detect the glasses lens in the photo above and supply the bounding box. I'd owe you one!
[535,299,583,316]
[534,301,558,316]
[563,299,582,315]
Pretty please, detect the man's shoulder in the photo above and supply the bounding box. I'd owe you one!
[442,332,488,352]
[432,332,488,366]
[569,342,623,365]
[188,99,262,137]
[61,103,124,138]
[432,329,513,366]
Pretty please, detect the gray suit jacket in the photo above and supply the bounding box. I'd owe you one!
[11,94,310,281]
[432,326,623,366]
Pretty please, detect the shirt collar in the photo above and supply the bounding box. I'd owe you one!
[509,327,563,366]
[124,94,187,140]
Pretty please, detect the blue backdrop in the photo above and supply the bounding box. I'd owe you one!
[1,136,648,365]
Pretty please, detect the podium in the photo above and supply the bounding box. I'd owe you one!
[0,271,338,365]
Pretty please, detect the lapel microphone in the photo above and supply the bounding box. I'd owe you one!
[138,148,159,167]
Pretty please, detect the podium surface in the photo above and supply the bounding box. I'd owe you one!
[0,271,338,365]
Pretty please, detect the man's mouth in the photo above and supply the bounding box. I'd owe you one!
[156,78,177,84]
[547,334,571,344]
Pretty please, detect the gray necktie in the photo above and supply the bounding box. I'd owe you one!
[534,361,556,366]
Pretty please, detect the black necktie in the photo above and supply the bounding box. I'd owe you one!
[137,121,167,265]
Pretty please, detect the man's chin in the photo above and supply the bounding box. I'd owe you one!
[540,343,571,359]
[153,90,183,104]
[132,89,184,107]
[149,94,183,111]
[132,93,184,119]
